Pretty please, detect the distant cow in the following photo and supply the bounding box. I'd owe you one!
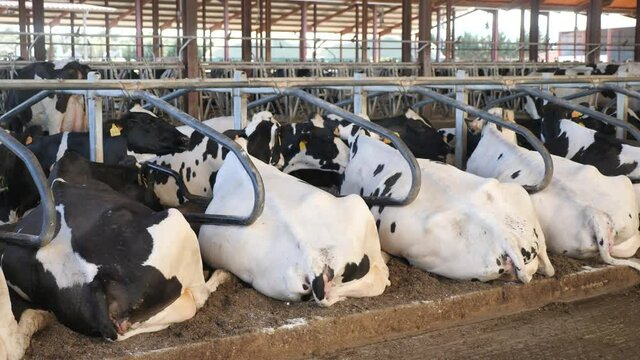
[467,118,640,271]
[198,140,390,306]
[3,61,90,136]
[1,152,226,341]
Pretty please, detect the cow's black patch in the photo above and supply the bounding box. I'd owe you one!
[533,228,539,239]
[311,275,325,300]
[390,222,396,233]
[511,170,521,179]
[375,219,381,230]
[342,255,370,283]
[498,153,503,160]
[373,164,385,176]
[381,172,402,197]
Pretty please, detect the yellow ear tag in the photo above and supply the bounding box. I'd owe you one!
[571,110,582,119]
[110,124,122,137]
[299,141,307,151]
[25,136,33,145]
[333,127,340,136]
[383,138,392,144]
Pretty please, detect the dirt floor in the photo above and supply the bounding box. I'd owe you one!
[324,286,640,359]
[23,253,605,360]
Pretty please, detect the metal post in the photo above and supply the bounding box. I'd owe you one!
[436,8,441,63]
[70,0,76,58]
[182,0,199,118]
[300,2,308,61]
[241,0,252,62]
[105,0,111,59]
[32,0,46,61]
[491,10,498,61]
[87,72,104,163]
[233,71,248,129]
[418,0,432,75]
[574,11,578,61]
[152,0,160,58]
[313,2,318,61]
[265,0,272,62]
[616,74,629,139]
[353,73,367,117]
[544,12,550,62]
[586,0,602,64]
[135,0,143,59]
[362,0,368,62]
[454,70,467,169]
[372,5,378,62]
[519,8,525,62]
[223,0,229,61]
[445,0,452,60]
[530,0,540,62]
[355,4,360,62]
[18,0,28,59]
[636,0,640,61]
[402,0,412,64]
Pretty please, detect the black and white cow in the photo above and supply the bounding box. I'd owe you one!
[0,152,227,341]
[198,139,390,306]
[279,116,554,282]
[27,105,190,172]
[3,61,90,136]
[0,267,54,360]
[323,109,451,162]
[467,118,640,270]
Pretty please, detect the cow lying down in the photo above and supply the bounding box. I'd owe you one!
[198,139,390,306]
[0,152,226,342]
[302,116,554,282]
[467,118,640,271]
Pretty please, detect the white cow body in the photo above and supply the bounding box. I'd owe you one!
[468,123,640,268]
[341,134,554,283]
[198,144,390,306]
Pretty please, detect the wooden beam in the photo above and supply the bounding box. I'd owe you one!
[105,0,111,58]
[223,0,229,60]
[182,0,199,118]
[362,0,368,62]
[152,0,160,58]
[135,0,144,59]
[635,0,640,61]
[491,9,498,61]
[300,2,307,61]
[342,5,400,35]
[265,0,271,61]
[372,5,378,62]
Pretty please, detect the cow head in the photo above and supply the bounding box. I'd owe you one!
[243,111,284,167]
[280,114,350,177]
[112,105,190,156]
[467,108,518,144]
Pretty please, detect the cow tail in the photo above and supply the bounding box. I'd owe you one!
[590,211,640,272]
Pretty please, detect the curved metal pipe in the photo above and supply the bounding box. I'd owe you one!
[482,91,525,110]
[0,130,56,248]
[283,87,421,206]
[561,87,602,101]
[134,91,265,225]
[409,86,554,193]
[335,91,388,108]
[0,90,52,125]
[247,94,283,110]
[142,88,191,110]
[413,92,455,109]
[516,87,640,141]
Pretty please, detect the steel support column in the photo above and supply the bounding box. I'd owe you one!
[586,0,602,64]
[265,0,271,61]
[313,3,318,61]
[70,0,76,58]
[241,0,252,62]
[182,0,199,118]
[491,10,498,61]
[202,0,207,61]
[401,0,411,64]
[300,2,307,61]
[435,8,441,63]
[418,0,432,76]
[152,0,160,58]
[372,5,378,62]
[32,0,46,61]
[135,0,143,59]
[529,0,539,62]
[519,8,525,61]
[355,4,360,62]
[18,0,27,59]
[636,0,640,61]
[223,0,229,61]
[445,0,452,60]
[105,0,111,58]
[362,0,368,62]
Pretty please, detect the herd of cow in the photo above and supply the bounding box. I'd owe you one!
[2,61,640,359]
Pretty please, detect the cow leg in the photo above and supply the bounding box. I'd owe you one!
[319,262,390,307]
[380,251,392,264]
[0,269,54,360]
[188,269,232,310]
[611,232,640,258]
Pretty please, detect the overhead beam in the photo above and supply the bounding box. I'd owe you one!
[345,5,400,35]
[109,0,151,28]
[49,0,87,26]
